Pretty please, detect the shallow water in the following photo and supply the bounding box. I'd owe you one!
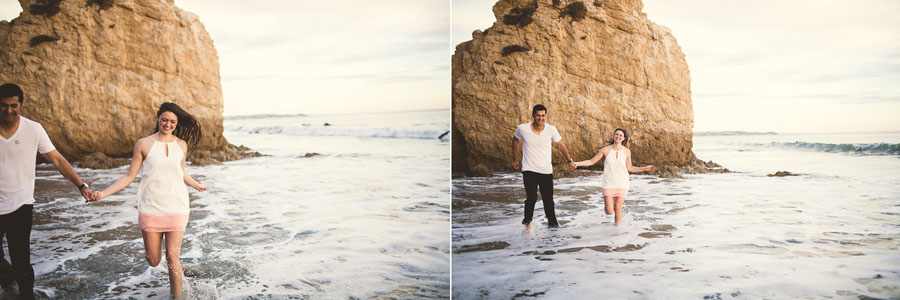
[452,133,900,299]
[10,110,450,299]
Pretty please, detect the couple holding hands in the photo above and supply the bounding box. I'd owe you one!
[0,83,204,299]
[511,104,654,228]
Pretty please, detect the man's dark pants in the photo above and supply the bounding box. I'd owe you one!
[522,171,559,227]
[0,204,34,296]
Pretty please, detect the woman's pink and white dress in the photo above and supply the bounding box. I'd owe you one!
[137,138,190,232]
[601,148,629,197]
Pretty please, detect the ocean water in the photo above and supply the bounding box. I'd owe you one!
[452,132,900,299]
[14,110,450,299]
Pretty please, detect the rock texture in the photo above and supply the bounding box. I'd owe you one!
[453,0,713,175]
[0,0,230,161]
[79,152,130,169]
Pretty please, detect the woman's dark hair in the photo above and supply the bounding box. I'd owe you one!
[155,102,202,153]
[609,128,628,146]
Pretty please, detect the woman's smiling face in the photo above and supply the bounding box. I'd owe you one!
[158,111,178,135]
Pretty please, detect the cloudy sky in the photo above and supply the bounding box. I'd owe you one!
[1,1,450,116]
[452,0,900,133]
[3,1,898,132]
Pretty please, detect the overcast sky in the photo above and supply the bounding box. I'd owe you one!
[3,1,898,132]
[1,1,451,116]
[452,0,900,133]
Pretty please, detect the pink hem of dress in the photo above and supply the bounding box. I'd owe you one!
[138,214,188,232]
[602,188,629,197]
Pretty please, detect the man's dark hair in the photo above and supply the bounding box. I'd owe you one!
[532,104,547,116]
[0,83,24,103]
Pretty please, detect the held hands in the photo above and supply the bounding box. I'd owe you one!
[646,165,655,172]
[569,161,577,170]
[81,187,102,203]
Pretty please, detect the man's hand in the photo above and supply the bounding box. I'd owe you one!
[511,160,520,170]
[82,188,101,202]
[569,161,577,170]
[81,187,94,202]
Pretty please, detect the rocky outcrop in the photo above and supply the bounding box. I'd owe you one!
[0,0,231,161]
[466,163,494,177]
[79,152,130,169]
[453,0,712,175]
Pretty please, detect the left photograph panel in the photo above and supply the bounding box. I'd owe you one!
[0,0,450,299]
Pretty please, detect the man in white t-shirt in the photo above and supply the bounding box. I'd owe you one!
[0,83,96,299]
[511,104,576,228]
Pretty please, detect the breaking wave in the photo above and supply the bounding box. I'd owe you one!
[770,141,900,155]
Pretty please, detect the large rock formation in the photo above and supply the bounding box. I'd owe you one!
[0,0,228,160]
[453,0,710,175]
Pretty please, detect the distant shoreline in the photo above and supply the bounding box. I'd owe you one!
[694,131,777,136]
[224,108,449,120]
[224,113,308,120]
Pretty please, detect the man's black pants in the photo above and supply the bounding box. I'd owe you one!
[0,204,34,296]
[522,171,559,227]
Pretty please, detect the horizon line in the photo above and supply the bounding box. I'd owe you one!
[224,107,450,118]
[694,130,900,135]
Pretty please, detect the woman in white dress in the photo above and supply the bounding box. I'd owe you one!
[90,102,206,298]
[572,128,654,225]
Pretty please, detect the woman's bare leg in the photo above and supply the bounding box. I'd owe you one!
[614,196,625,225]
[164,231,185,298]
[141,231,163,267]
[604,196,615,216]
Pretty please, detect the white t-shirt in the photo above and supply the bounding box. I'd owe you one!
[514,123,562,174]
[0,117,56,215]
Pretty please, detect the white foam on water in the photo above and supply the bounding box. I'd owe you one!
[24,111,450,299]
[452,133,900,299]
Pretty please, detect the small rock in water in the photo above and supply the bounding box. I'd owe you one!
[767,171,798,177]
[302,152,322,158]
[189,144,264,166]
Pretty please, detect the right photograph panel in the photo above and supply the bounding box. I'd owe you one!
[451,0,900,298]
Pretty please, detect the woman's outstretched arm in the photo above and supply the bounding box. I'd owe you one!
[573,147,606,168]
[94,138,150,201]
